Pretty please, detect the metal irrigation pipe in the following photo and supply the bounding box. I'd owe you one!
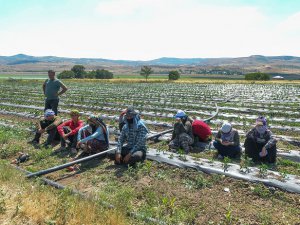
[26,147,118,178]
[203,102,219,123]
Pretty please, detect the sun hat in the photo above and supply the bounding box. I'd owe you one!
[221,122,232,133]
[174,110,186,118]
[44,109,55,117]
[70,109,80,116]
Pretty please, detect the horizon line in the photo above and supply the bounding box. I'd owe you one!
[1,53,300,61]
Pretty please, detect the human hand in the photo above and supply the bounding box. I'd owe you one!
[115,153,122,164]
[259,147,267,157]
[38,128,45,134]
[222,141,230,146]
[123,153,132,164]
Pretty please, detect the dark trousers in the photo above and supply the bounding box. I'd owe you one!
[33,120,60,145]
[45,99,59,115]
[108,146,146,166]
[60,127,76,148]
[244,138,277,163]
[213,141,241,158]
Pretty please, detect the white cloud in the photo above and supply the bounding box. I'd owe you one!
[1,1,299,59]
[95,0,159,17]
[277,11,300,33]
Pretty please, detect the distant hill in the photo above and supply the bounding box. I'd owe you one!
[0,54,300,79]
[1,54,300,66]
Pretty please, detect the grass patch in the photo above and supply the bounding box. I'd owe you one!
[0,161,131,225]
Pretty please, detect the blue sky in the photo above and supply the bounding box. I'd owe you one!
[1,0,300,60]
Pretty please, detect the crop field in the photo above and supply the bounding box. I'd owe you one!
[0,74,47,80]
[0,79,300,224]
[0,73,243,80]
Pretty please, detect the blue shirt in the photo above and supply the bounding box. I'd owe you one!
[77,125,109,143]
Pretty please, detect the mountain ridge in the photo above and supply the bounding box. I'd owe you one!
[1,54,300,66]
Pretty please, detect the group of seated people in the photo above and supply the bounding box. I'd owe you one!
[29,106,149,166]
[29,107,277,166]
[169,111,277,163]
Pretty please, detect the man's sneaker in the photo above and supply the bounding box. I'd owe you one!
[70,148,77,154]
[55,146,66,152]
[60,142,66,148]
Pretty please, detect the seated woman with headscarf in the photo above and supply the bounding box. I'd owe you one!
[76,115,109,154]
[244,116,277,163]
[213,122,241,159]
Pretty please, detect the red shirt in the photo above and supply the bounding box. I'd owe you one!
[192,120,212,141]
[57,119,84,136]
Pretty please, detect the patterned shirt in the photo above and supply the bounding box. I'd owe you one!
[246,128,277,149]
[117,122,148,154]
[172,118,194,140]
[215,129,240,146]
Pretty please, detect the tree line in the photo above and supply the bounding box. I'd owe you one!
[58,65,272,81]
[58,65,181,81]
[58,65,114,79]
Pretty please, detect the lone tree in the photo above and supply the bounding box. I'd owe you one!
[140,66,153,81]
[168,70,180,80]
[71,65,86,78]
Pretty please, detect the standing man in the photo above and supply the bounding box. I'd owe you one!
[43,70,68,115]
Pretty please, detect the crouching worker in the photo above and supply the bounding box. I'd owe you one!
[57,110,84,153]
[29,109,62,147]
[76,115,109,155]
[113,107,149,166]
[244,116,277,163]
[192,119,212,151]
[213,122,241,159]
[169,110,194,154]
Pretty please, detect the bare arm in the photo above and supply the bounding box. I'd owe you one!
[215,130,222,142]
[58,83,68,96]
[42,82,46,95]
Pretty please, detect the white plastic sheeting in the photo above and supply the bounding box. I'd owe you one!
[146,149,300,194]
